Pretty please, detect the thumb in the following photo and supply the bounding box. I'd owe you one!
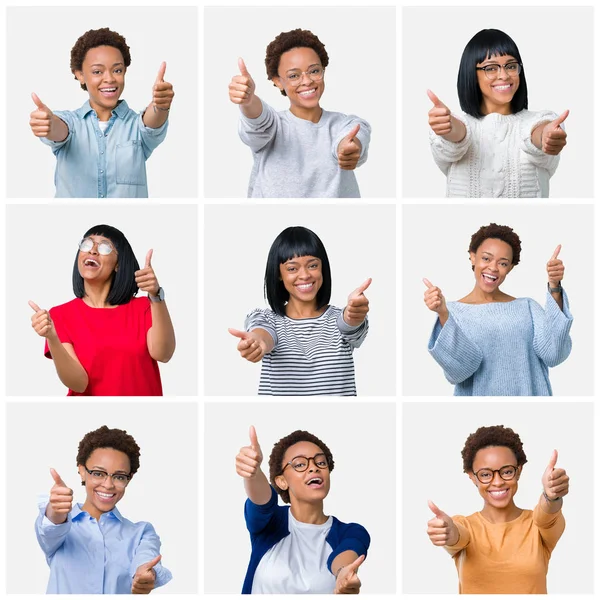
[422,278,434,290]
[353,277,372,296]
[427,89,445,108]
[32,92,47,110]
[428,499,448,519]
[142,555,161,571]
[249,425,260,450]
[228,328,249,340]
[29,300,42,312]
[145,249,153,268]
[348,554,366,573]
[546,449,558,472]
[346,124,360,143]
[155,62,166,84]
[238,57,250,77]
[50,468,66,486]
[550,244,561,260]
[552,109,569,128]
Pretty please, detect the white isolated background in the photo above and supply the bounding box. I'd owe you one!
[6,401,198,594]
[204,6,396,198]
[402,203,594,396]
[204,203,396,396]
[6,204,198,396]
[402,401,593,594]
[402,6,594,198]
[6,6,198,198]
[204,401,396,594]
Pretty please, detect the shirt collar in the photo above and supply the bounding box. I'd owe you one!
[76,99,130,120]
[71,502,125,522]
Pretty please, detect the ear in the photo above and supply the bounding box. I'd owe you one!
[274,474,288,490]
[469,251,476,267]
[516,465,523,480]
[74,70,85,85]
[77,464,86,485]
[468,471,478,486]
[114,263,119,273]
[272,76,284,93]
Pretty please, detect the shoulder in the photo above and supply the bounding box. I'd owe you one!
[127,296,151,310]
[247,307,280,322]
[50,298,82,315]
[331,516,370,539]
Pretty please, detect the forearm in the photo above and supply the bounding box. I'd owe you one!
[550,289,564,312]
[438,309,449,327]
[538,492,563,515]
[45,505,68,525]
[240,95,263,120]
[142,104,169,129]
[148,302,176,362]
[531,121,551,149]
[47,337,88,393]
[249,328,275,354]
[47,116,69,142]
[331,550,358,576]
[442,117,467,143]
[244,469,272,505]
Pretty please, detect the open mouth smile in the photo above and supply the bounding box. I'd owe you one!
[488,489,509,499]
[99,87,118,98]
[95,490,116,502]
[84,258,100,268]
[481,273,498,283]
[298,88,317,98]
[491,84,513,92]
[305,477,324,489]
[295,282,315,292]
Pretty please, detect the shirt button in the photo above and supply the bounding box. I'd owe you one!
[100,170,104,174]
[100,194,104,198]
[100,151,104,155]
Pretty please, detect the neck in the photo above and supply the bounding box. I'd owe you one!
[285,299,324,319]
[481,99,512,116]
[480,500,522,523]
[289,104,323,123]
[81,500,105,521]
[83,281,113,308]
[290,499,327,524]
[467,285,505,303]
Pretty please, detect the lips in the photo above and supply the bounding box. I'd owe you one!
[481,273,498,283]
[492,84,513,93]
[488,489,509,499]
[95,490,116,502]
[298,88,317,98]
[99,87,119,98]
[84,258,100,268]
[295,282,315,292]
[305,477,324,489]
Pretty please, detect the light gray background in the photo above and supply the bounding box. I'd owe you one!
[204,6,396,198]
[6,204,198,396]
[402,203,594,396]
[204,203,396,396]
[402,6,594,198]
[6,401,198,594]
[402,401,594,594]
[204,401,396,594]
[7,6,198,198]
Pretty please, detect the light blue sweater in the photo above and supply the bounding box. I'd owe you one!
[428,290,572,396]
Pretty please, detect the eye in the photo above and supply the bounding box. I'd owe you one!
[115,68,123,74]
[288,73,299,80]
[92,70,101,75]
[91,470,106,478]
[113,474,128,483]
[482,256,489,261]
[483,65,499,73]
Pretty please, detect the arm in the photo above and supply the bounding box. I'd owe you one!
[130,524,173,590]
[327,521,370,592]
[142,62,174,130]
[35,499,72,559]
[335,119,371,170]
[236,426,272,505]
[520,111,565,175]
[147,302,176,362]
[530,292,572,367]
[229,309,278,363]
[337,312,368,350]
[30,93,69,142]
[341,279,371,347]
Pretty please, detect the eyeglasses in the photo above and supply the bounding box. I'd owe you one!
[282,453,329,473]
[280,65,325,87]
[84,466,132,488]
[78,237,114,255]
[474,465,518,484]
[476,62,522,80]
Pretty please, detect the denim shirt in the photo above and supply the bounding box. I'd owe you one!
[40,100,168,198]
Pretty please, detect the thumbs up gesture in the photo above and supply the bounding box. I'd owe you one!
[546,245,564,288]
[46,468,73,525]
[541,110,568,155]
[343,278,371,327]
[236,426,263,479]
[152,62,174,112]
[228,328,267,363]
[30,93,55,138]
[29,300,57,340]
[337,124,362,170]
[132,555,161,594]
[135,250,160,297]
[423,278,448,318]
[427,500,459,546]
[427,89,454,136]
[229,58,256,105]
[542,450,569,501]
[334,554,365,594]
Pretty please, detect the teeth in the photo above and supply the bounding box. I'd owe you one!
[297,283,313,289]
[96,491,114,498]
[299,89,316,96]
[101,88,117,92]
[85,259,100,267]
[482,274,497,281]
[494,85,511,90]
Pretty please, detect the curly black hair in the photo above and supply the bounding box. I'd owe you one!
[76,425,141,474]
[265,29,329,96]
[461,425,527,473]
[268,430,334,504]
[469,223,522,266]
[70,28,132,91]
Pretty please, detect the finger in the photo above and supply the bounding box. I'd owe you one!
[249,425,259,450]
[427,499,448,519]
[550,245,561,260]
[422,278,434,290]
[144,249,153,268]
[29,300,42,313]
[346,124,360,142]
[142,555,161,571]
[547,449,558,471]
[228,328,249,340]
[31,92,46,109]
[552,109,569,127]
[348,554,366,572]
[427,89,445,108]
[238,57,250,77]
[50,468,66,487]
[155,62,166,84]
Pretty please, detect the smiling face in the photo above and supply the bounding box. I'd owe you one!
[275,441,331,505]
[469,445,521,509]
[78,234,118,285]
[476,53,520,115]
[78,448,132,518]
[470,238,514,293]
[279,255,323,310]
[75,45,126,118]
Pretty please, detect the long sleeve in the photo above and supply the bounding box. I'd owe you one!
[533,504,565,554]
[244,486,285,536]
[330,116,371,167]
[138,113,169,160]
[35,499,71,561]
[326,521,371,572]
[336,312,368,349]
[129,522,173,587]
[443,515,471,557]
[238,102,278,152]
[519,110,561,176]
[428,313,483,384]
[530,290,573,367]
[429,114,472,175]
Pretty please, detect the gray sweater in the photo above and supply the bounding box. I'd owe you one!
[239,101,370,198]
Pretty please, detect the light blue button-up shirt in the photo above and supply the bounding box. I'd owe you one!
[40,100,168,198]
[35,498,172,594]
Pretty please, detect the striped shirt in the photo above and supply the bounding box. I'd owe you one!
[245,306,368,396]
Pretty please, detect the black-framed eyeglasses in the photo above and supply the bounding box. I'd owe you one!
[84,466,132,488]
[79,237,115,256]
[282,453,329,473]
[476,62,522,80]
[474,465,518,484]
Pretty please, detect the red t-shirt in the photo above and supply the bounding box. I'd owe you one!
[44,297,163,396]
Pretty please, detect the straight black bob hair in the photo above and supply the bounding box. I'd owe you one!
[72,224,139,305]
[457,29,528,118]
[265,226,332,316]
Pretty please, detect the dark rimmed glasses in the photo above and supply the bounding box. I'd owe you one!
[84,466,132,488]
[474,465,518,484]
[78,237,114,255]
[476,62,522,80]
[282,453,329,473]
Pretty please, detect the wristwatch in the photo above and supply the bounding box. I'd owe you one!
[547,281,562,293]
[149,287,165,303]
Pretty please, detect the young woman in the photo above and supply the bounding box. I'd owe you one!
[29,27,174,198]
[29,224,175,395]
[427,29,568,198]
[36,426,172,594]
[229,226,370,395]
[427,425,569,594]
[236,427,369,594]
[423,223,572,395]
[229,28,371,198]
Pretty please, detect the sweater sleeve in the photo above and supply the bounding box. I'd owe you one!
[428,312,483,384]
[443,515,471,557]
[326,521,371,573]
[519,110,561,176]
[529,290,573,367]
[533,504,565,554]
[429,114,472,175]
[244,486,282,536]
[331,116,371,167]
[35,497,71,561]
[238,101,278,152]
[245,309,278,349]
[336,311,368,349]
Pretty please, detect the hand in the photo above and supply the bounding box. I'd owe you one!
[427,90,453,136]
[29,300,57,340]
[337,124,362,170]
[152,62,174,112]
[423,278,448,316]
[427,500,459,546]
[541,110,568,155]
[546,245,564,288]
[46,468,73,525]
[30,93,54,138]
[542,450,569,501]
[229,58,256,105]
[132,555,161,594]
[343,278,371,327]
[334,554,365,594]
[236,425,263,479]
[228,328,266,363]
[135,250,160,297]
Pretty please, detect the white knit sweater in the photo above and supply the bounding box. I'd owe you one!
[430,110,562,198]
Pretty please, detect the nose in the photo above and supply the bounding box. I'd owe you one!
[299,71,312,85]
[497,66,510,80]
[102,475,117,490]
[491,470,504,485]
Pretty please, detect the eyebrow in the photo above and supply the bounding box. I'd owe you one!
[482,251,510,261]
[90,62,124,68]
[90,465,128,473]
[286,63,321,72]
[481,59,518,66]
